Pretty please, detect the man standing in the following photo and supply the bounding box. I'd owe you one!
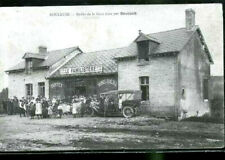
[7,99,11,115]
[13,96,19,115]
[42,98,49,118]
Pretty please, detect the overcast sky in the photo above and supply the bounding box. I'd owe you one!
[0,4,223,91]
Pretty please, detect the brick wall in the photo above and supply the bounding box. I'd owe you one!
[118,56,176,118]
[8,70,49,99]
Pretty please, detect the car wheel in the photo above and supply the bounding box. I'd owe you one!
[122,106,135,118]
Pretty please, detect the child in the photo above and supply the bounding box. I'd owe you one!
[47,105,53,118]
[57,101,63,118]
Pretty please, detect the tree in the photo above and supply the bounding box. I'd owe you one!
[0,88,8,113]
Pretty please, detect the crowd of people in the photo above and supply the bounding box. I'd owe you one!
[2,94,120,119]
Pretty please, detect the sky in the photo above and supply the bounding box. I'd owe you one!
[0,4,223,91]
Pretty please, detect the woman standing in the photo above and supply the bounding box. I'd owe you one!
[72,97,79,118]
[42,98,49,118]
[30,101,36,119]
[35,98,42,119]
[57,101,63,118]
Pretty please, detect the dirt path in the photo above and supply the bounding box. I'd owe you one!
[0,115,224,151]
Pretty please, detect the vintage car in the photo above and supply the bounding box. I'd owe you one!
[90,90,142,118]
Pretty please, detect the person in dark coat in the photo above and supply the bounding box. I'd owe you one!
[30,101,36,119]
[42,98,49,118]
[103,96,109,117]
[13,97,19,115]
[7,99,12,115]
[99,95,105,112]
[2,100,7,114]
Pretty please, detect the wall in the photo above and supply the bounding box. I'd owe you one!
[209,76,224,119]
[209,76,224,100]
[8,69,49,99]
[177,32,211,119]
[118,56,176,118]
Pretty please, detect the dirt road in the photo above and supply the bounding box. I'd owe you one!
[0,115,224,151]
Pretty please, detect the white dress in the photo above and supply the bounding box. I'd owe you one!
[35,102,42,115]
[19,101,23,109]
[61,104,67,113]
[66,104,71,113]
[48,106,53,115]
[58,105,63,110]
[119,99,123,109]
[72,102,80,114]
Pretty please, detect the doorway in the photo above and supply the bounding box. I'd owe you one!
[74,86,86,96]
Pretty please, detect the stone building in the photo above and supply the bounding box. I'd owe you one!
[5,46,82,99]
[114,9,213,119]
[5,9,214,119]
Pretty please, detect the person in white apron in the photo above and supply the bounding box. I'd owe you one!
[66,103,71,115]
[35,99,42,119]
[47,105,53,118]
[72,98,79,118]
[118,95,123,110]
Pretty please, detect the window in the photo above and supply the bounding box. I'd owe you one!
[26,84,33,97]
[26,59,33,74]
[181,88,185,99]
[203,79,209,100]
[139,76,149,100]
[38,82,45,97]
[137,41,149,62]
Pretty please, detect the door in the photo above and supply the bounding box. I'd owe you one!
[74,86,86,96]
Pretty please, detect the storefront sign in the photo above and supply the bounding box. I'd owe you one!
[98,79,117,87]
[60,66,103,75]
[50,82,63,88]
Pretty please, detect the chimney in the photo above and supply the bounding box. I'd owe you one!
[38,46,47,53]
[138,30,142,35]
[185,8,195,31]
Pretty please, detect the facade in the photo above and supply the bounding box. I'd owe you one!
[5,9,214,119]
[114,9,213,119]
[47,48,122,100]
[5,46,82,99]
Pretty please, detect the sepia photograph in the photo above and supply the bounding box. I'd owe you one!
[0,4,224,151]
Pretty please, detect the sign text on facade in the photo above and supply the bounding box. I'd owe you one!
[60,66,103,74]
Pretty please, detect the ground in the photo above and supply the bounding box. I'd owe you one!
[0,114,224,151]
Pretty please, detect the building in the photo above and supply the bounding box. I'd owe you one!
[6,9,214,119]
[47,48,121,100]
[5,46,83,99]
[114,9,213,119]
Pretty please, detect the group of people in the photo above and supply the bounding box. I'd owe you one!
[3,94,120,119]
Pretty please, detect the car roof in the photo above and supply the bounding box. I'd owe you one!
[100,90,141,95]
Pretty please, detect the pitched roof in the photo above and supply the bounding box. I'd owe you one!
[5,46,81,72]
[49,47,125,78]
[22,52,46,59]
[115,26,199,59]
[135,33,161,43]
